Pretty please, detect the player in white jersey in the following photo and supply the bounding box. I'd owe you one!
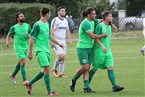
[51,6,72,78]
[140,18,145,55]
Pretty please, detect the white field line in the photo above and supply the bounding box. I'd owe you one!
[1,56,144,74]
[0,50,141,56]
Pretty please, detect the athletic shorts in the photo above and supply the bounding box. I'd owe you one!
[91,51,113,70]
[54,40,66,55]
[77,48,93,65]
[36,51,50,68]
[15,48,27,60]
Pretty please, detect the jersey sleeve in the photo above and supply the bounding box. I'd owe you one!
[30,23,40,39]
[51,18,57,29]
[8,26,15,35]
[94,18,99,24]
[66,19,69,30]
[82,21,92,33]
[94,24,102,35]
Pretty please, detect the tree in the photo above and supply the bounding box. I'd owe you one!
[126,0,145,16]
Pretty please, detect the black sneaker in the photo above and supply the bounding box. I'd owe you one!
[83,87,96,93]
[70,79,76,92]
[113,86,124,92]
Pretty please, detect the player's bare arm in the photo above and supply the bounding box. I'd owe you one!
[50,35,63,48]
[95,39,107,53]
[87,31,108,39]
[27,37,34,60]
[66,29,72,45]
[50,28,55,48]
[6,34,11,47]
[110,23,118,32]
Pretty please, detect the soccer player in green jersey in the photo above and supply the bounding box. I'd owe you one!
[6,12,31,84]
[70,7,107,93]
[89,11,124,92]
[25,7,63,96]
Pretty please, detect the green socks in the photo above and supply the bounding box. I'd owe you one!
[89,69,96,84]
[29,71,44,86]
[20,64,26,81]
[44,74,51,92]
[12,63,20,77]
[108,70,117,88]
[84,80,89,88]
[72,74,80,81]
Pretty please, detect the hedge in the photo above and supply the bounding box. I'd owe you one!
[0,3,56,38]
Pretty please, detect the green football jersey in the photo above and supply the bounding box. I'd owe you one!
[30,21,50,53]
[77,18,99,48]
[93,22,112,53]
[8,23,31,50]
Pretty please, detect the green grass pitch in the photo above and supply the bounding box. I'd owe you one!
[0,37,144,97]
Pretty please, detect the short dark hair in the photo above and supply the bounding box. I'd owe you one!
[82,7,95,17]
[101,11,111,20]
[15,12,23,22]
[40,7,50,17]
[57,6,66,12]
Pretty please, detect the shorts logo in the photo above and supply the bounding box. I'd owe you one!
[82,59,87,63]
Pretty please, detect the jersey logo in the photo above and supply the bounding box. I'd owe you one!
[82,59,87,64]
[58,27,67,29]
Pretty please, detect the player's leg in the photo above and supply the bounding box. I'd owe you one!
[83,49,95,93]
[52,44,63,77]
[89,69,97,84]
[19,58,27,83]
[106,54,124,92]
[43,66,57,96]
[59,55,68,78]
[107,67,124,92]
[52,58,60,77]
[70,64,90,92]
[70,48,94,92]
[140,45,145,55]
[9,62,20,84]
[140,29,145,55]
[59,44,67,77]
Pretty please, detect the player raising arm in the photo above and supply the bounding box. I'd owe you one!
[70,7,107,93]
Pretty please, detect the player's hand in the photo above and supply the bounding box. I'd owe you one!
[27,53,33,60]
[103,32,108,38]
[6,42,9,48]
[51,42,55,48]
[58,43,64,49]
[102,46,107,53]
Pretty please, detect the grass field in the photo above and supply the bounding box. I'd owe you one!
[0,32,145,97]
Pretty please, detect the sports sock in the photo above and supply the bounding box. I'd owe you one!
[108,70,117,88]
[84,80,89,88]
[52,59,60,70]
[44,74,51,92]
[59,61,65,75]
[12,63,20,77]
[89,69,96,84]
[72,74,80,81]
[20,64,26,81]
[29,71,44,86]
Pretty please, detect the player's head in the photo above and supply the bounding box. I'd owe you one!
[40,7,51,19]
[82,7,96,20]
[101,11,113,22]
[15,12,25,23]
[57,6,66,17]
